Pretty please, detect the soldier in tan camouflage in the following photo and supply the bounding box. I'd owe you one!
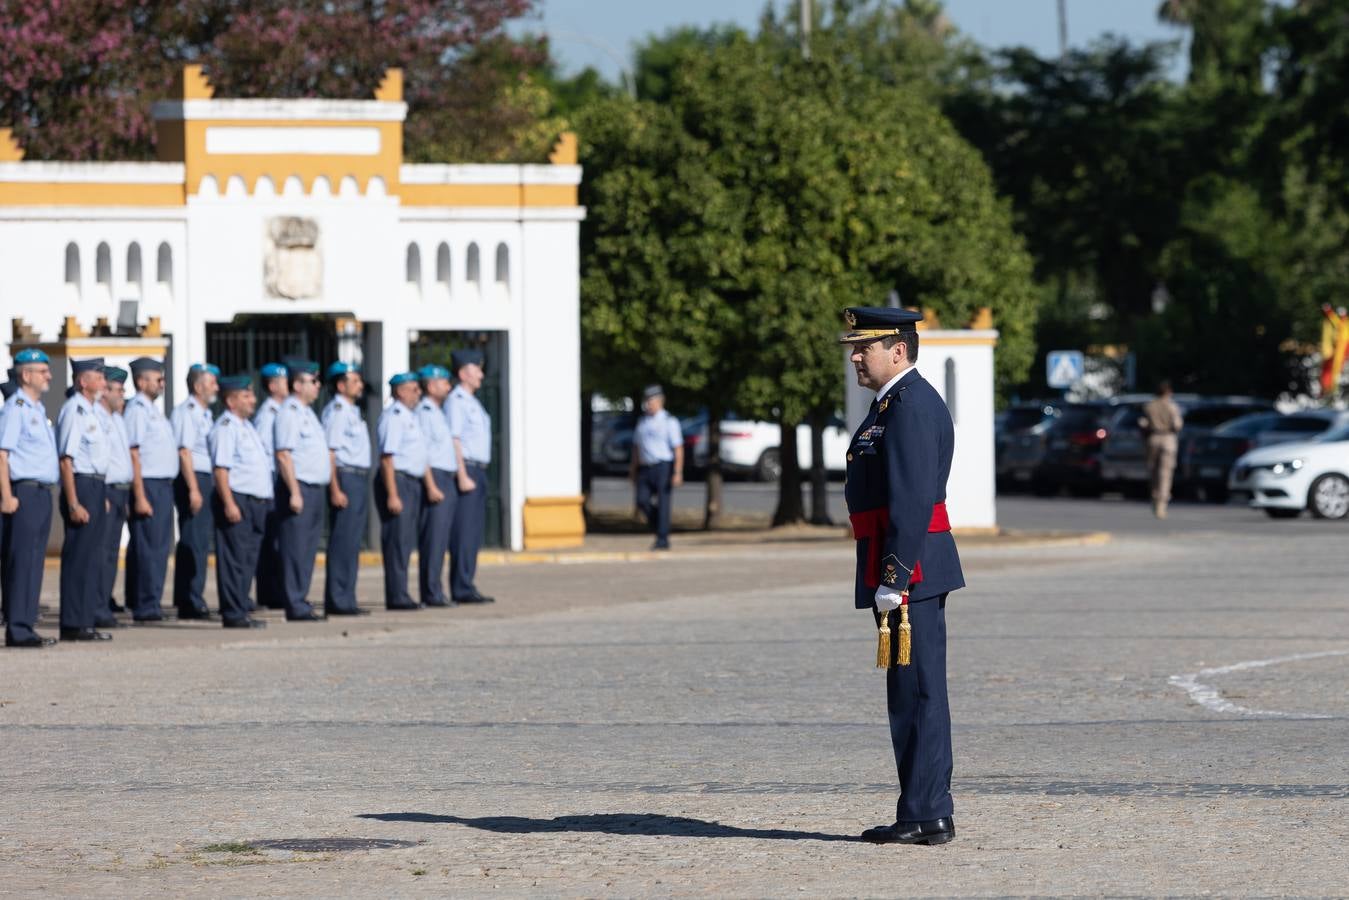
[1140,381,1184,519]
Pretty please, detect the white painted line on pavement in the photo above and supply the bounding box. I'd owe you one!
[1169,649,1349,719]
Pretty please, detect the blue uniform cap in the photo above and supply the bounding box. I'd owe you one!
[128,356,163,376]
[13,348,49,365]
[218,374,253,392]
[389,371,419,387]
[418,364,450,382]
[104,366,128,384]
[840,307,924,343]
[326,360,360,379]
[642,384,664,401]
[71,357,105,376]
[189,362,221,377]
[451,348,484,372]
[260,362,288,379]
[283,357,319,376]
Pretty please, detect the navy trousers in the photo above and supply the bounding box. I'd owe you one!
[324,468,369,613]
[449,462,488,600]
[256,485,285,609]
[879,593,954,823]
[277,482,323,619]
[3,481,54,643]
[126,478,173,620]
[101,484,129,615]
[636,461,674,545]
[213,492,268,626]
[376,471,421,608]
[418,467,457,605]
[60,474,108,631]
[173,473,215,614]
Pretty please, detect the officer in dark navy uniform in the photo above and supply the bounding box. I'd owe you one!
[208,375,271,629]
[124,357,176,623]
[272,358,326,621]
[57,357,113,642]
[446,348,494,604]
[1,349,60,648]
[376,371,430,610]
[840,307,964,847]
[321,361,370,616]
[415,364,455,607]
[172,362,219,619]
[98,365,133,623]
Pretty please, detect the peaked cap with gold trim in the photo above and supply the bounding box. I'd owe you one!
[839,307,923,343]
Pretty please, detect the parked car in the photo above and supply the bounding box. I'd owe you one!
[1250,409,1349,449]
[712,415,851,481]
[1098,397,1272,496]
[1228,421,1349,519]
[591,410,636,475]
[1030,403,1114,496]
[1177,411,1286,502]
[598,411,706,476]
[996,402,1062,489]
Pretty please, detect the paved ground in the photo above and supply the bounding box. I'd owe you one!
[2,503,1348,896]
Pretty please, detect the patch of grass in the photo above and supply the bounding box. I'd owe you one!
[201,842,259,855]
[412,868,427,876]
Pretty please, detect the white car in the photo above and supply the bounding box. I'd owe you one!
[1228,422,1349,519]
[713,417,852,481]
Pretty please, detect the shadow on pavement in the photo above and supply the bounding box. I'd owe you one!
[357,811,857,842]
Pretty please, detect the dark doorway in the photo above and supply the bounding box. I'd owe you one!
[411,330,508,549]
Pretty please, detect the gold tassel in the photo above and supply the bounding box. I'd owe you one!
[876,611,892,669]
[897,599,912,667]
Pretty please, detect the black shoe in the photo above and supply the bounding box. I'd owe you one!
[456,592,495,605]
[325,607,371,617]
[6,635,56,648]
[861,817,955,846]
[177,608,214,621]
[59,628,113,642]
[386,602,422,611]
[109,601,127,613]
[652,540,671,551]
[422,599,454,608]
[286,612,326,622]
[132,616,165,625]
[95,618,128,629]
[222,618,267,629]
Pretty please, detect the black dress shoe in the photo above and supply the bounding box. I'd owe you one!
[286,612,326,622]
[456,592,495,604]
[132,616,165,625]
[325,607,371,616]
[95,618,129,629]
[651,540,671,551]
[59,628,113,642]
[177,608,214,621]
[422,599,454,608]
[5,635,56,648]
[861,817,955,846]
[386,602,422,611]
[222,618,267,629]
[109,601,127,613]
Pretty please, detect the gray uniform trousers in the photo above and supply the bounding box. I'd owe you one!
[324,468,368,613]
[418,468,457,605]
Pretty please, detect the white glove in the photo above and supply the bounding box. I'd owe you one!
[874,587,903,613]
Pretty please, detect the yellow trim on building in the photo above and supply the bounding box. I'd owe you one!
[918,335,999,347]
[0,182,184,206]
[522,496,586,550]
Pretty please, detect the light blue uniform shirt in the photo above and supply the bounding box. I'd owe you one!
[378,401,428,477]
[254,396,283,472]
[58,393,110,476]
[172,397,213,473]
[321,395,371,469]
[634,409,683,465]
[0,392,59,484]
[100,406,134,485]
[274,397,330,485]
[416,396,458,473]
[209,411,273,500]
[124,393,178,479]
[446,385,491,465]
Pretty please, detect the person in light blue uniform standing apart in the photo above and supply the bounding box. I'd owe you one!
[272,358,327,621]
[377,371,432,610]
[172,362,219,619]
[98,366,133,624]
[57,357,113,642]
[124,357,176,623]
[630,384,685,551]
[447,349,495,604]
[253,361,288,610]
[322,361,371,615]
[1,349,60,648]
[209,375,271,630]
[415,364,455,607]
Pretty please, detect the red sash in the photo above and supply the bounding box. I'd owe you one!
[848,502,950,589]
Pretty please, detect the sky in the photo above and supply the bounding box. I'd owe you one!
[520,0,1190,81]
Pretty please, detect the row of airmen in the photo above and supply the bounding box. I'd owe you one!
[0,347,494,647]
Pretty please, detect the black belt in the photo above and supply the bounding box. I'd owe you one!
[108,482,131,490]
[395,470,420,480]
[639,461,673,468]
[11,479,54,490]
[465,460,488,469]
[298,480,328,489]
[236,494,271,504]
[75,472,106,482]
[337,466,369,475]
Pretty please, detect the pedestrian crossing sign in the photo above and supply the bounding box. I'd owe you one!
[1046,350,1085,389]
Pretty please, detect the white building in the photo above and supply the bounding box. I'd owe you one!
[0,66,586,550]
